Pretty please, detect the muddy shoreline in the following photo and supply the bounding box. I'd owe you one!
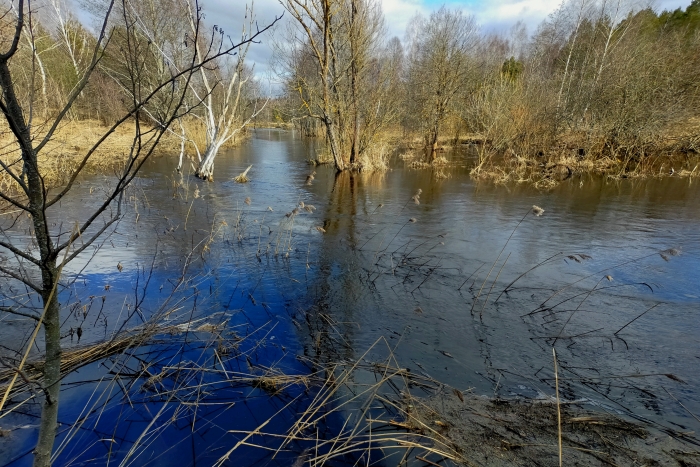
[404,391,700,466]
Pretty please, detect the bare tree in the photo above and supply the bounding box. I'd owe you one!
[6,0,59,119]
[183,1,267,181]
[280,0,346,170]
[0,1,277,465]
[405,7,478,162]
[279,0,392,170]
[47,0,92,76]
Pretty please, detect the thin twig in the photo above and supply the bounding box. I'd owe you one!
[614,303,661,335]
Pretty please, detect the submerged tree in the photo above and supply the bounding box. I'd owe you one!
[0,1,277,465]
[280,0,396,171]
[97,0,267,180]
[281,0,346,170]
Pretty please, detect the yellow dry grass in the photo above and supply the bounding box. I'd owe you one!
[0,119,183,194]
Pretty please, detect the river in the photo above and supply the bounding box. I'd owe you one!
[1,128,698,466]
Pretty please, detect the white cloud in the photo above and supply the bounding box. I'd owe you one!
[198,0,425,79]
[470,0,563,31]
[190,0,283,89]
[379,0,429,38]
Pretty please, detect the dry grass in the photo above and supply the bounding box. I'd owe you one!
[354,142,391,172]
[403,390,698,467]
[205,333,699,467]
[434,169,449,180]
[308,142,392,172]
[215,337,465,467]
[432,155,449,165]
[467,119,700,188]
[179,117,244,155]
[250,121,294,130]
[0,319,224,404]
[0,119,183,193]
[308,149,334,166]
[0,117,256,195]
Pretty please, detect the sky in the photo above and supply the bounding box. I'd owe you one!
[113,0,694,92]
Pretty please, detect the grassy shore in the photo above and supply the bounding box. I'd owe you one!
[0,120,171,191]
[0,119,254,194]
[3,118,697,193]
[396,119,700,187]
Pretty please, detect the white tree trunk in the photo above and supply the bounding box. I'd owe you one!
[196,142,222,180]
[176,119,186,172]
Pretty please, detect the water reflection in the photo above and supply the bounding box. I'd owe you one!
[1,128,699,465]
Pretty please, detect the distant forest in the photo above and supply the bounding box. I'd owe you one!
[273,0,700,175]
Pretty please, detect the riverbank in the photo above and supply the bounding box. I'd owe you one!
[0,119,252,193]
[405,391,700,466]
[396,121,700,188]
[303,127,699,187]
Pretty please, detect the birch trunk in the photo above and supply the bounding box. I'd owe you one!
[196,141,223,181]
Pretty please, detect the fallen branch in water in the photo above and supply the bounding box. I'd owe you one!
[234,165,253,183]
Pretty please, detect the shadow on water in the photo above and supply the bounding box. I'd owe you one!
[1,128,700,465]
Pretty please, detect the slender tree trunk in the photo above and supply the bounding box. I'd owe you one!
[328,27,347,168]
[4,60,61,467]
[349,1,360,165]
[322,70,344,171]
[176,118,186,172]
[583,2,623,122]
[2,49,63,467]
[34,269,61,467]
[324,114,344,171]
[556,0,587,120]
[32,49,48,119]
[426,120,439,162]
[321,0,345,172]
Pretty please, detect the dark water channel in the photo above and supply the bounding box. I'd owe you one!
[1,128,699,465]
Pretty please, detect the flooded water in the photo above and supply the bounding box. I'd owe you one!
[1,128,699,465]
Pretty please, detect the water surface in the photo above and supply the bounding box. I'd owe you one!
[1,128,698,465]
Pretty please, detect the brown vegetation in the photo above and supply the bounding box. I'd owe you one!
[405,391,700,466]
[0,120,178,191]
[0,117,255,194]
[275,0,700,183]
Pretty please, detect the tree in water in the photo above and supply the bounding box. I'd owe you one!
[184,1,266,181]
[280,0,396,172]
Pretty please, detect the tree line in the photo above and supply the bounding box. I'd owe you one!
[276,0,700,175]
[1,0,268,181]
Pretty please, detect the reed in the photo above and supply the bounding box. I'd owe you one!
[470,205,544,314]
[212,338,466,467]
[553,348,563,467]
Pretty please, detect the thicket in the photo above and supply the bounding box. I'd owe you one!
[0,0,264,182]
[278,0,700,179]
